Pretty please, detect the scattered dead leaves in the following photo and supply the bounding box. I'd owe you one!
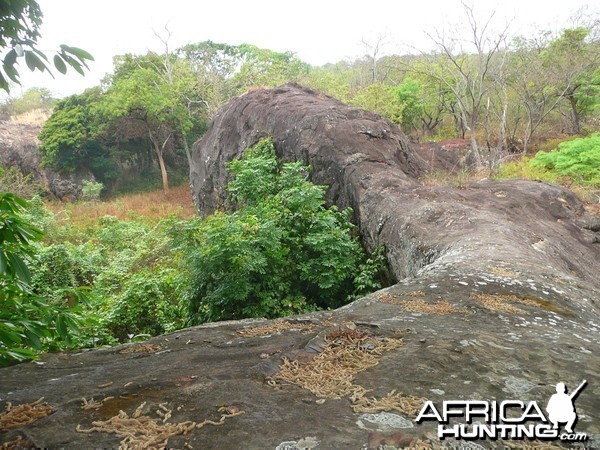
[76,401,243,449]
[81,397,115,411]
[376,292,465,315]
[268,330,425,417]
[0,435,34,449]
[237,320,320,337]
[488,266,519,278]
[0,398,54,430]
[118,343,162,354]
[350,387,424,417]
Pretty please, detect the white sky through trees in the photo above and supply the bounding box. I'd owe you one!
[3,0,597,99]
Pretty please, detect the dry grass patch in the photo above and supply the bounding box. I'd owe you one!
[46,184,195,228]
[377,292,465,315]
[400,299,462,315]
[0,398,54,430]
[8,108,51,126]
[488,266,519,278]
[350,387,424,417]
[470,293,539,314]
[81,396,115,411]
[237,320,320,337]
[0,435,33,449]
[118,343,162,354]
[77,401,243,449]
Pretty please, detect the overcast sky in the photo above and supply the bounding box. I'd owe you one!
[3,0,597,100]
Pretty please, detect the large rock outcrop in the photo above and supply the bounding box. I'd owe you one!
[0,119,96,200]
[191,84,600,285]
[1,85,598,449]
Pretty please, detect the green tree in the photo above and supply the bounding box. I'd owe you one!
[102,52,202,193]
[38,87,118,179]
[176,41,243,118]
[395,78,424,132]
[350,83,404,124]
[0,0,93,92]
[233,44,309,90]
[180,138,381,324]
[1,87,55,115]
[541,27,600,134]
[415,4,509,166]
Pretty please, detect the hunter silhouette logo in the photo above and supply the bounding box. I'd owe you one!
[416,380,589,442]
[546,380,586,434]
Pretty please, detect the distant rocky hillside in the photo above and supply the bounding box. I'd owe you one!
[1,84,598,449]
[0,120,44,177]
[0,118,95,199]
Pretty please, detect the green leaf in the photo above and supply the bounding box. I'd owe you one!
[3,49,17,67]
[24,51,46,72]
[0,250,7,275]
[63,45,94,62]
[6,252,31,284]
[0,72,8,92]
[56,315,68,341]
[4,64,20,83]
[53,54,67,74]
[61,54,85,76]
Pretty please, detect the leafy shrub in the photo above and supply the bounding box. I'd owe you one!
[30,244,78,301]
[180,138,382,324]
[0,193,92,365]
[81,180,104,201]
[530,134,600,186]
[497,134,600,200]
[105,267,183,340]
[497,158,562,184]
[0,167,43,199]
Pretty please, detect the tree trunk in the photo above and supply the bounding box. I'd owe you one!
[148,129,170,194]
[567,94,581,135]
[182,136,192,167]
[155,146,169,194]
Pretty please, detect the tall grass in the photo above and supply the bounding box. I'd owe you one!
[45,184,196,229]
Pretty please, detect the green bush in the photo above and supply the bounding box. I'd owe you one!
[81,180,104,201]
[0,167,43,199]
[30,244,78,301]
[180,138,382,324]
[530,134,600,186]
[0,193,92,365]
[105,267,183,340]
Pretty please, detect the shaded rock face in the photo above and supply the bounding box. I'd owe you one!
[0,120,96,200]
[0,121,44,177]
[1,85,599,449]
[190,84,428,218]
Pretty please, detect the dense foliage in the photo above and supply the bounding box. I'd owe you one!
[0,87,56,115]
[531,134,600,186]
[179,138,382,324]
[498,134,600,194]
[0,194,92,365]
[0,138,384,364]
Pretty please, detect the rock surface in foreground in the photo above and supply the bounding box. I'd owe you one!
[1,84,599,449]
